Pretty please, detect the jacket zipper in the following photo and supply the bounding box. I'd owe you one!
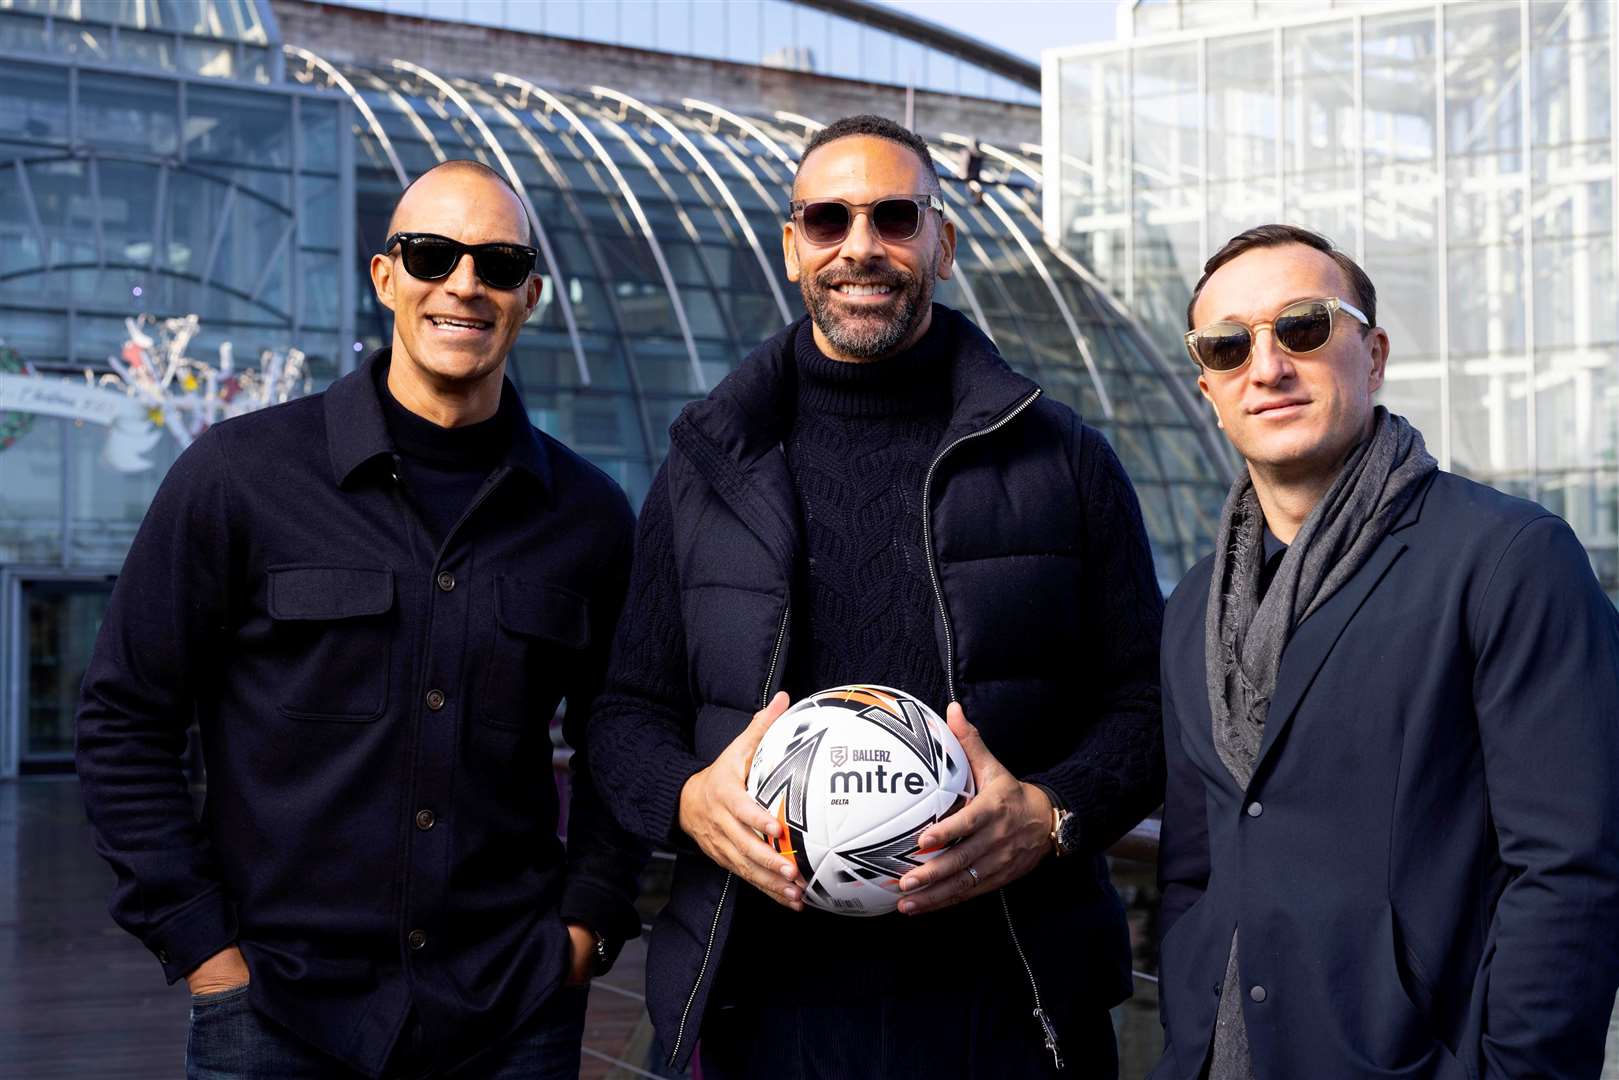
[1003,892,1065,1070]
[668,599,792,1067]
[920,389,1058,1068]
[920,389,1040,703]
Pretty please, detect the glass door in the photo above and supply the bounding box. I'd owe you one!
[19,579,112,772]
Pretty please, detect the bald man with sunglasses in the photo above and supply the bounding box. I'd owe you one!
[77,160,646,1079]
[1153,223,1619,1080]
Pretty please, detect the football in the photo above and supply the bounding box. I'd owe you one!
[746,685,976,916]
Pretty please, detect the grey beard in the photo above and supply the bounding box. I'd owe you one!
[803,274,931,360]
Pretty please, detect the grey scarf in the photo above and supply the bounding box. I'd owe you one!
[1203,407,1435,1078]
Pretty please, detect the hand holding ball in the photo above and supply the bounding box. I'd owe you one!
[745,685,975,916]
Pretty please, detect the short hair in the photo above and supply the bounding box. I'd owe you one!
[385,159,532,243]
[793,114,942,197]
[1187,224,1377,331]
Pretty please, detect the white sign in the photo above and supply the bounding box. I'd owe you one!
[0,373,163,472]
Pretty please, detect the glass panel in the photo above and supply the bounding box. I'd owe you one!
[114,27,179,71]
[0,61,70,147]
[1283,20,1357,243]
[0,417,63,564]
[69,413,178,566]
[1058,53,1131,297]
[22,581,112,760]
[1364,11,1440,362]
[1133,43,1201,344]
[180,37,235,79]
[298,99,340,173]
[0,11,49,55]
[1444,1,1529,477]
[78,71,179,156]
[186,85,292,169]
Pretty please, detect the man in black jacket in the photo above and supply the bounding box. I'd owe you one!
[588,114,1165,1078]
[1153,224,1619,1079]
[76,160,645,1079]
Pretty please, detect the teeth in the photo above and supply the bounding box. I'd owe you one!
[837,284,892,297]
[430,317,488,329]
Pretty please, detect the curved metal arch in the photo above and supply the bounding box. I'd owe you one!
[363,70,448,168]
[772,111,826,135]
[283,45,408,189]
[681,99,797,171]
[578,110,746,347]
[989,181,1237,472]
[387,60,590,387]
[0,261,292,322]
[492,73,707,393]
[977,189,1114,419]
[591,86,792,326]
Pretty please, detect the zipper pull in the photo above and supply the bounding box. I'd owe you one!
[1032,1007,1064,1071]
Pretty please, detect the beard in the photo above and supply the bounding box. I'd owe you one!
[800,262,934,361]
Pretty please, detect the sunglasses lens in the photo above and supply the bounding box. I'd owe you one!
[399,237,459,281]
[871,198,923,242]
[474,245,534,290]
[1274,300,1334,353]
[1195,323,1253,371]
[799,201,851,244]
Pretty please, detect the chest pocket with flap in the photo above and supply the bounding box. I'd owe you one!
[481,575,590,730]
[266,565,394,722]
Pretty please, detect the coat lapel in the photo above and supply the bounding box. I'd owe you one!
[1249,474,1434,783]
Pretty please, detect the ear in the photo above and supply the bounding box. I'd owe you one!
[1366,326,1389,394]
[782,220,801,284]
[370,252,397,314]
[1196,373,1223,429]
[934,217,957,282]
[524,273,542,318]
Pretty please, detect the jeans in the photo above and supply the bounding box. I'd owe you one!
[185,984,590,1079]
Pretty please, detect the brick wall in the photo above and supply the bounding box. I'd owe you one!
[271,0,1040,146]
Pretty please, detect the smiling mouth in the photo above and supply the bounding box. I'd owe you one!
[834,283,894,298]
[427,315,493,331]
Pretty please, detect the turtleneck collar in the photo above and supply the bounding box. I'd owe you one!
[792,313,954,419]
[376,361,510,468]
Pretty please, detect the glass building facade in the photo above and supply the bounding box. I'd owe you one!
[0,2,1231,753]
[1046,0,1619,601]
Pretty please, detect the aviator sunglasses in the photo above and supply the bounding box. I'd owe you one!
[789,194,945,246]
[383,232,538,291]
[1185,296,1371,372]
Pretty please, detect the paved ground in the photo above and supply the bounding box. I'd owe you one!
[0,778,666,1079]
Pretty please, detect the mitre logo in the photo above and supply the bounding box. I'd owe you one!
[830,745,848,767]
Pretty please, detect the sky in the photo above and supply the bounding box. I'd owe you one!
[872,0,1121,63]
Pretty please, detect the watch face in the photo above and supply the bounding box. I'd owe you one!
[1056,812,1079,856]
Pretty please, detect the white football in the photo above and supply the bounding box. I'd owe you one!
[746,685,976,917]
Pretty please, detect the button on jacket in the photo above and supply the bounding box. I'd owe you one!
[76,349,646,1077]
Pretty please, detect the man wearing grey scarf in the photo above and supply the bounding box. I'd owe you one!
[1151,225,1619,1080]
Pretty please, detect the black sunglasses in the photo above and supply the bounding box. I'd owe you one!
[1185,297,1371,372]
[788,194,945,246]
[383,232,538,291]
